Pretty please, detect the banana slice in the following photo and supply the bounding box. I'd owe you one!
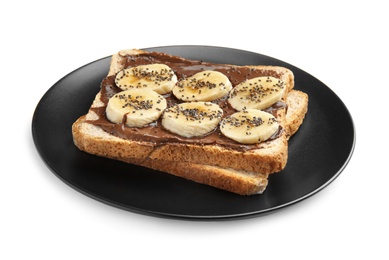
[162,102,223,138]
[106,89,167,127]
[228,76,285,111]
[115,64,177,94]
[220,109,279,144]
[172,70,232,102]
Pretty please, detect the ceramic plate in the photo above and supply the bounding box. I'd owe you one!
[32,46,355,220]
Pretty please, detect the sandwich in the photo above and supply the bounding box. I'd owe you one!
[72,49,308,195]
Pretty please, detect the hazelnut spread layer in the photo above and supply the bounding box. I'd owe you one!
[86,52,288,150]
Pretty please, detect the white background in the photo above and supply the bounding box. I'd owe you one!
[2,0,388,259]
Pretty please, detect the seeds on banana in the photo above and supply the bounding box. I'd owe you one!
[228,76,285,111]
[220,109,279,144]
[162,102,223,138]
[106,89,167,128]
[172,70,232,102]
[115,64,177,94]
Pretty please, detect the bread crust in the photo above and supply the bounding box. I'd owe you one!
[72,49,308,195]
[124,157,269,195]
[286,90,309,138]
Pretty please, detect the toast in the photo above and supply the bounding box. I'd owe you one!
[72,49,308,195]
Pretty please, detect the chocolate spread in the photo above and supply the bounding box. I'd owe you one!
[86,52,287,150]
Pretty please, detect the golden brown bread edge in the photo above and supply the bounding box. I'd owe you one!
[72,49,308,195]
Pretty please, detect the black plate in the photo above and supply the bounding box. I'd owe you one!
[32,46,355,220]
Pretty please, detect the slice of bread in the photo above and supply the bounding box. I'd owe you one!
[72,49,308,195]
